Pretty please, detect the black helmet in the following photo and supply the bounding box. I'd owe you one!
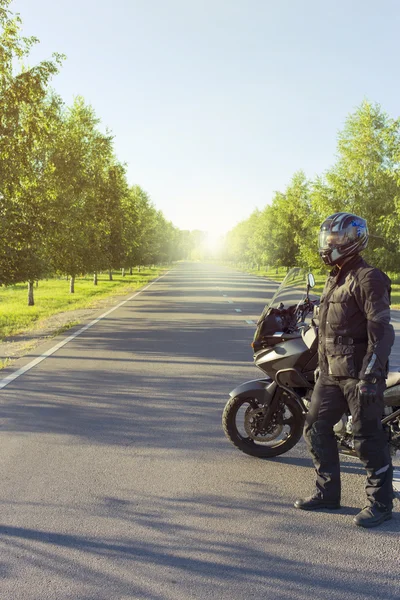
[318,212,368,266]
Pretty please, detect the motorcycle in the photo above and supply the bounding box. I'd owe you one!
[222,267,400,459]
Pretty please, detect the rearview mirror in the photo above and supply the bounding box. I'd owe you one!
[307,273,315,289]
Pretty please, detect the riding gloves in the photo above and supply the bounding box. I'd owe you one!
[356,379,378,406]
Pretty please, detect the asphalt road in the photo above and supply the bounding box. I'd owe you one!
[0,262,399,600]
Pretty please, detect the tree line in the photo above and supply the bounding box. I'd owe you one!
[223,101,400,274]
[0,1,202,304]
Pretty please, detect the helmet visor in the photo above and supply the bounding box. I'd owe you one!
[318,228,348,252]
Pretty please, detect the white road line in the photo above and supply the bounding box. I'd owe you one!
[0,273,168,391]
[393,468,400,493]
[228,300,234,304]
[246,320,255,324]
[222,294,227,297]
[235,308,242,313]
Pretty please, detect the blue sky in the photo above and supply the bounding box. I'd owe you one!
[11,0,400,235]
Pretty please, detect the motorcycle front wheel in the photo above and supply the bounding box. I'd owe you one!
[222,392,305,458]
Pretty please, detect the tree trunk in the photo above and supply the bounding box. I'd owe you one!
[28,281,34,306]
[121,268,125,277]
[93,271,98,286]
[129,267,133,275]
[108,269,113,281]
[70,276,75,294]
[36,280,39,288]
[137,266,141,272]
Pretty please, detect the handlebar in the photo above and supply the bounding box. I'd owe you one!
[254,296,320,350]
[282,297,319,333]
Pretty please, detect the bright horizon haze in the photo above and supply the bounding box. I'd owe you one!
[10,0,400,236]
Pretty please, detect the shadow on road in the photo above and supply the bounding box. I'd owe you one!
[0,487,398,599]
[0,310,258,449]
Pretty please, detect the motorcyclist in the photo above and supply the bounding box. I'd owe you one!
[294,212,395,528]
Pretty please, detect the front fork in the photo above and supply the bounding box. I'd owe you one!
[261,379,309,430]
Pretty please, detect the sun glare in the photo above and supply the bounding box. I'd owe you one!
[203,232,223,255]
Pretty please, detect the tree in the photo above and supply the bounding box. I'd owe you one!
[224,218,252,264]
[309,102,400,270]
[96,162,127,279]
[224,102,400,273]
[0,0,63,302]
[264,172,311,268]
[47,98,124,290]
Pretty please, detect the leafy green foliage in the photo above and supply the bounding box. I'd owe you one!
[0,1,189,304]
[224,101,400,275]
[0,0,64,286]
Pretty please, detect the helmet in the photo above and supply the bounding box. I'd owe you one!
[318,212,368,266]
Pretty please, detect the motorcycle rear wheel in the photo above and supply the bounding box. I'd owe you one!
[222,393,305,458]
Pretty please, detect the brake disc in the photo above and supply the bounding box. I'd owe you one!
[244,406,283,442]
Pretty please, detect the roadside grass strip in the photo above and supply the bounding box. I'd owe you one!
[0,268,165,340]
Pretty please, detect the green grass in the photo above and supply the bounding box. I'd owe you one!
[235,265,400,308]
[0,268,166,340]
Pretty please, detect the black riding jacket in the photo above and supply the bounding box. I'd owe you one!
[317,255,394,380]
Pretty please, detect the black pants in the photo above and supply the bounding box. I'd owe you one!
[304,374,393,507]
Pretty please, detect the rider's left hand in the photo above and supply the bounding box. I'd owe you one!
[356,379,378,406]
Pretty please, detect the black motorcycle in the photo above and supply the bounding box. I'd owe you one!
[222,267,400,459]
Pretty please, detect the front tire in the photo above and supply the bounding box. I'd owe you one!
[222,392,305,458]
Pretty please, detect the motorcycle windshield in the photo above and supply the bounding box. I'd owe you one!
[259,267,310,322]
[253,268,314,346]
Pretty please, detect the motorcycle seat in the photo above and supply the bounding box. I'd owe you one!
[386,369,400,388]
